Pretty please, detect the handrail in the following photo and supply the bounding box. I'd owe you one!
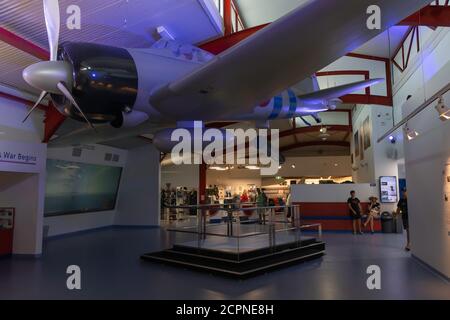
[163,204,290,212]
[377,82,450,143]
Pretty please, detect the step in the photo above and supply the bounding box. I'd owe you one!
[141,240,325,278]
[171,237,318,261]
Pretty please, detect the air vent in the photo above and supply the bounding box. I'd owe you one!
[72,148,82,157]
[105,153,112,161]
[112,154,120,162]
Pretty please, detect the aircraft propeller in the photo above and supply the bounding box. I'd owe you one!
[22,0,95,130]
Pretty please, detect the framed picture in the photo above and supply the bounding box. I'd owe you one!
[363,117,371,150]
[354,131,360,157]
[360,131,364,160]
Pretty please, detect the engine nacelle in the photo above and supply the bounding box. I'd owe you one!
[111,110,149,128]
[54,42,139,124]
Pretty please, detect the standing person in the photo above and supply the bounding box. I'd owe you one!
[256,189,266,224]
[364,196,380,234]
[286,192,292,220]
[347,190,363,235]
[396,189,410,251]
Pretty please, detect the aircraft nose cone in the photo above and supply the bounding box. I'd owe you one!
[23,61,72,94]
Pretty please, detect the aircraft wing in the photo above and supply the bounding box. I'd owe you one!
[150,0,430,120]
[298,78,384,103]
[48,121,172,148]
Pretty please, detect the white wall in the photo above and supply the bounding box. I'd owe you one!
[0,140,47,255]
[45,145,127,236]
[291,183,377,203]
[351,105,399,212]
[279,156,351,178]
[320,55,388,96]
[391,26,450,278]
[207,168,262,196]
[115,145,161,226]
[161,164,199,191]
[400,62,450,279]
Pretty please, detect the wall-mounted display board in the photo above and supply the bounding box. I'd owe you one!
[44,159,123,217]
[380,176,398,203]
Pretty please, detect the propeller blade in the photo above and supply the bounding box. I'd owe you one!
[56,82,96,131]
[43,0,61,61]
[22,91,48,123]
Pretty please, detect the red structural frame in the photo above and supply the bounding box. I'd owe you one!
[391,26,421,73]
[222,0,245,35]
[280,141,350,153]
[0,27,49,60]
[279,125,351,139]
[0,27,67,143]
[294,202,381,232]
[398,2,450,27]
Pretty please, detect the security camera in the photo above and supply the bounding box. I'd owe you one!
[435,96,450,121]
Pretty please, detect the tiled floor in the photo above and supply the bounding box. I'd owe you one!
[0,227,448,300]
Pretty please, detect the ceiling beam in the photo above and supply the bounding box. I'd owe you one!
[398,5,450,27]
[280,141,350,152]
[0,27,49,60]
[279,125,351,139]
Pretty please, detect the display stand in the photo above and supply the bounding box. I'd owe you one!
[0,208,15,256]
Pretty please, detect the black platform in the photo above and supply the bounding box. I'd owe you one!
[141,237,325,278]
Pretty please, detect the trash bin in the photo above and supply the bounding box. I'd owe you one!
[381,212,395,233]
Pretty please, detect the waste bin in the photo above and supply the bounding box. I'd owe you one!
[381,211,395,233]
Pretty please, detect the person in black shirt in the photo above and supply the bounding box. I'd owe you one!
[396,189,410,251]
[347,190,363,235]
[364,196,380,234]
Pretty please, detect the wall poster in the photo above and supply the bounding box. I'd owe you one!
[380,176,398,203]
[363,116,372,150]
[354,131,360,158]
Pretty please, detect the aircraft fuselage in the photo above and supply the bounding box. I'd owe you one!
[57,41,329,128]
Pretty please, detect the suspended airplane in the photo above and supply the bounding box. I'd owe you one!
[21,0,431,149]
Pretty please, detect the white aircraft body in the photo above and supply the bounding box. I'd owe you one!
[20,0,431,148]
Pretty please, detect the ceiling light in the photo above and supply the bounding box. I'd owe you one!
[291,164,296,169]
[403,122,419,141]
[435,96,450,121]
[210,166,229,171]
[389,135,396,144]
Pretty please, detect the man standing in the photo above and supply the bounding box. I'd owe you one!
[348,190,363,235]
[396,189,410,251]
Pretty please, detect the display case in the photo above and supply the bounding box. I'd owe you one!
[0,208,15,256]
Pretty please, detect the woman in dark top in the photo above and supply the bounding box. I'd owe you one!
[347,190,363,235]
[364,196,380,234]
[396,189,410,251]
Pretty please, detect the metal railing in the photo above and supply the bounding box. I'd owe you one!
[161,203,320,261]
